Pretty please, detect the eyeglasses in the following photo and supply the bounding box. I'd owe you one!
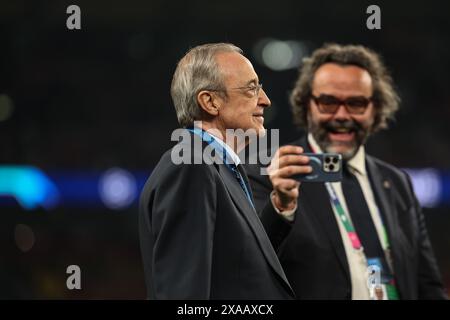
[206,83,263,98]
[310,94,373,115]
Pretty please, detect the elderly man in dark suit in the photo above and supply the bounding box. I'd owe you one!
[246,44,447,300]
[139,43,307,299]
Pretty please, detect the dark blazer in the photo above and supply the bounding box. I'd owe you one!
[245,136,447,300]
[139,132,294,299]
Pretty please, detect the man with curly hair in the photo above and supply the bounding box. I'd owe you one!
[246,43,447,299]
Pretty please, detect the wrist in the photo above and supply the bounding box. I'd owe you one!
[272,192,296,212]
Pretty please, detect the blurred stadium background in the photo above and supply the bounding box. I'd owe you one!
[0,0,449,298]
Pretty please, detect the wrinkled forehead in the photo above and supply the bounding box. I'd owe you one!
[312,63,373,97]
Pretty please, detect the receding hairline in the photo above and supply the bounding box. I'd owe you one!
[312,63,374,92]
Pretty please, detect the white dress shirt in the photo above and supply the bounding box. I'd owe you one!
[208,131,296,215]
[282,134,391,299]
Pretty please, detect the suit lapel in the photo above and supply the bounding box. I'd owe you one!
[187,131,293,295]
[301,182,351,280]
[366,157,399,249]
[237,165,256,206]
[217,164,294,295]
[366,156,407,298]
[294,137,351,280]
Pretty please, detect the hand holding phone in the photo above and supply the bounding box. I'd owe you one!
[268,147,342,212]
[267,145,311,211]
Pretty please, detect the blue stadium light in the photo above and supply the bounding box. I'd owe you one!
[0,166,60,210]
[99,167,138,210]
[1,165,449,210]
[404,168,442,208]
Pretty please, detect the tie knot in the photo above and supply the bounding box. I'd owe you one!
[343,162,360,183]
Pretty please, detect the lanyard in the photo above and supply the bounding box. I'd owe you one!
[325,182,363,250]
[309,144,398,299]
[325,180,391,252]
[187,128,255,209]
[307,142,390,250]
[326,179,399,299]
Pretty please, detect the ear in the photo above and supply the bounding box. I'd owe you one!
[197,90,220,116]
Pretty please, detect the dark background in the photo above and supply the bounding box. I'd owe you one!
[0,0,449,298]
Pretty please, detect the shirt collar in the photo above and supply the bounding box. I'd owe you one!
[208,132,241,166]
[307,133,367,176]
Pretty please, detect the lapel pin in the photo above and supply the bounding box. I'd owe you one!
[383,180,390,189]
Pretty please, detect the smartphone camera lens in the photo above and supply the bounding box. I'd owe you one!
[329,164,335,171]
[332,157,338,164]
[325,157,331,164]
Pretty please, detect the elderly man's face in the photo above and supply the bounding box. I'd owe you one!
[308,63,375,160]
[213,52,271,137]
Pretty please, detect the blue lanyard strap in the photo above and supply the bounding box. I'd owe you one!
[187,128,255,209]
[229,165,255,210]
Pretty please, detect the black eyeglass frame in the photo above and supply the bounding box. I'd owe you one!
[310,93,374,115]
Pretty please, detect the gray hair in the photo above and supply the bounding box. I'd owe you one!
[171,43,243,127]
[290,43,400,132]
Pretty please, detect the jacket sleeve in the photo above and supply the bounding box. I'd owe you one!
[144,163,217,299]
[245,163,294,251]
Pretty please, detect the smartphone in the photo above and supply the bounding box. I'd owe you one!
[294,153,342,182]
